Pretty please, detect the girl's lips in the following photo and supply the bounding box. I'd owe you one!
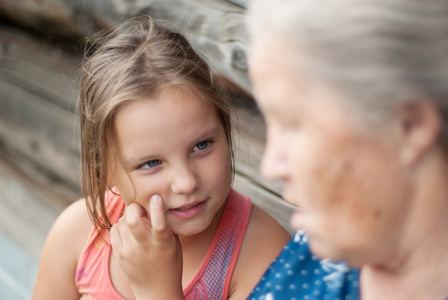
[169,200,206,220]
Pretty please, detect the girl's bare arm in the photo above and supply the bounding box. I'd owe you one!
[31,199,92,300]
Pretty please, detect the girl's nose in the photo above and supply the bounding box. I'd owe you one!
[170,163,199,194]
[260,127,290,181]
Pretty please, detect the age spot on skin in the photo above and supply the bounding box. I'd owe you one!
[373,209,382,220]
[343,161,353,173]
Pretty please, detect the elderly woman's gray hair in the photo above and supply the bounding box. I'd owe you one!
[248,0,448,130]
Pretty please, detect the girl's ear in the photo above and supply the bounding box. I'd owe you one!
[398,100,442,166]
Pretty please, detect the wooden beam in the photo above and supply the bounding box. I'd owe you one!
[0,0,251,93]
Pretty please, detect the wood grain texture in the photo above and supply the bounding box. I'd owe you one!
[0,0,252,93]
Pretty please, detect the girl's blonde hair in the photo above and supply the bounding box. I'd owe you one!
[79,16,234,231]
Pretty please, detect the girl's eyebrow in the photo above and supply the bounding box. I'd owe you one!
[195,125,221,141]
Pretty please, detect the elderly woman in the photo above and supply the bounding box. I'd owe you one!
[247,0,448,299]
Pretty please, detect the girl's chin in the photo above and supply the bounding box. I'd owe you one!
[169,221,208,237]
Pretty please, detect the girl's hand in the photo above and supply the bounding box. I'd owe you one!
[110,194,184,300]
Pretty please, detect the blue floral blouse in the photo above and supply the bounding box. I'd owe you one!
[248,231,360,300]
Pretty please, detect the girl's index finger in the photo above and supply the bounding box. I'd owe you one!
[149,194,170,241]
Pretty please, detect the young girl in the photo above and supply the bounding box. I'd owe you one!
[31,16,290,300]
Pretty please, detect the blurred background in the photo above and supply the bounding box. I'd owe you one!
[0,0,294,298]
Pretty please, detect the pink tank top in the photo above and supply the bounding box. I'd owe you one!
[76,188,252,299]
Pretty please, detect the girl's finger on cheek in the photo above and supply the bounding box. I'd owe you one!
[149,194,169,239]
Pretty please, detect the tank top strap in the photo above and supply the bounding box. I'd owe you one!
[75,188,126,299]
[104,187,126,225]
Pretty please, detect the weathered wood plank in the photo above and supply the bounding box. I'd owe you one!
[0,100,80,190]
[0,26,80,110]
[143,0,250,93]
[234,108,284,196]
[0,26,81,192]
[0,152,75,260]
[0,0,251,93]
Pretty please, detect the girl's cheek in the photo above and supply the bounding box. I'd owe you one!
[130,175,162,201]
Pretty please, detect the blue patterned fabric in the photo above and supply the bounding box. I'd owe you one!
[249,231,360,300]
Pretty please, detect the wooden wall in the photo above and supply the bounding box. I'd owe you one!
[1,0,252,92]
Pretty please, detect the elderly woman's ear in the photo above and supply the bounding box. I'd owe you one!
[398,100,443,165]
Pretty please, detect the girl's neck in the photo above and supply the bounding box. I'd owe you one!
[178,200,226,248]
[178,201,227,288]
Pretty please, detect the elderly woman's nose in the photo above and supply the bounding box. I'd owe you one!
[261,132,290,180]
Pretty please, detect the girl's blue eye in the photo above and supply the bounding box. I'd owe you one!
[141,159,161,169]
[193,141,210,152]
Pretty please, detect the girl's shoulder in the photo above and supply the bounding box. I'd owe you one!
[229,204,291,299]
[242,204,292,263]
[50,198,94,250]
[42,198,94,265]
[32,198,94,299]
